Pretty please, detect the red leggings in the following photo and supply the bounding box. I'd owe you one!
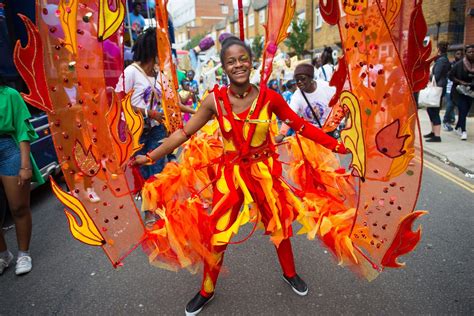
[199,237,296,297]
[199,185,297,297]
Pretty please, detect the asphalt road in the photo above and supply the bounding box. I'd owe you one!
[1,155,473,315]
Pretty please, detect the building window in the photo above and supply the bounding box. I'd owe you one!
[248,13,254,27]
[298,12,305,21]
[221,5,229,14]
[315,7,323,30]
[259,10,265,24]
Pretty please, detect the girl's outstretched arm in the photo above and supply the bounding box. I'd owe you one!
[132,93,216,166]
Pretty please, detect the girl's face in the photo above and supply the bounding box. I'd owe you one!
[223,44,252,85]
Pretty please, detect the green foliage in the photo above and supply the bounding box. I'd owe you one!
[284,19,309,58]
[184,33,206,51]
[251,34,264,61]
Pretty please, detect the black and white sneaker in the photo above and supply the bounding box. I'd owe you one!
[185,292,214,316]
[282,274,308,296]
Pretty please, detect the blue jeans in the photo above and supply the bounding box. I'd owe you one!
[455,94,473,132]
[136,125,167,180]
[443,93,455,124]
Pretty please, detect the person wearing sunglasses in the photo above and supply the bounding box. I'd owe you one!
[276,63,336,143]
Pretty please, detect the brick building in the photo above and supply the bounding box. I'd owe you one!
[465,0,474,45]
[169,0,233,48]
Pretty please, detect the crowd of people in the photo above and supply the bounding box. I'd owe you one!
[424,42,474,142]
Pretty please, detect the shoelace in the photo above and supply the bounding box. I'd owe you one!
[16,256,31,268]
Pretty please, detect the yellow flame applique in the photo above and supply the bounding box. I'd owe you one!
[340,91,366,180]
[122,91,144,154]
[50,178,104,246]
[106,91,143,166]
[98,0,125,41]
[58,0,78,54]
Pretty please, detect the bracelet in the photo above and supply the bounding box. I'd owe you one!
[144,108,148,118]
[145,153,154,165]
[334,141,342,153]
[179,128,191,139]
[20,167,32,170]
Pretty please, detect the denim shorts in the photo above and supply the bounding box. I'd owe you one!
[0,136,21,176]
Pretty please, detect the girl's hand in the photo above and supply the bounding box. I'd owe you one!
[130,155,149,166]
[149,110,164,123]
[18,168,32,186]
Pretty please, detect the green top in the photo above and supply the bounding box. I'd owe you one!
[0,86,45,184]
[177,69,186,86]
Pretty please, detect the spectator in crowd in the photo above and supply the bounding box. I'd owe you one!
[115,28,194,224]
[127,2,146,42]
[276,63,336,143]
[186,70,199,96]
[442,49,463,131]
[312,55,322,80]
[448,44,474,141]
[425,41,451,143]
[0,74,44,275]
[316,47,335,82]
[179,79,195,123]
[268,79,280,94]
[282,79,297,104]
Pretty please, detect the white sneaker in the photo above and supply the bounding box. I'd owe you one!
[86,188,101,203]
[455,128,462,136]
[0,251,14,275]
[461,131,467,141]
[15,255,32,275]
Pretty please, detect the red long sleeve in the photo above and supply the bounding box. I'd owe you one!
[269,90,345,153]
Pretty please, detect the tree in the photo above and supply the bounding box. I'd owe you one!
[284,19,309,59]
[184,33,205,51]
[251,34,264,61]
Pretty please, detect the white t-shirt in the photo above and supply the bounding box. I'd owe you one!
[289,80,335,126]
[115,64,162,111]
[316,64,334,82]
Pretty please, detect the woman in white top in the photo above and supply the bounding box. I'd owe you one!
[316,46,335,82]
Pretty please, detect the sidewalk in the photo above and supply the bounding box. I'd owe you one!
[418,108,474,175]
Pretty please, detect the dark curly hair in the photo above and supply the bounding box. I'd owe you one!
[132,27,157,64]
[321,46,334,65]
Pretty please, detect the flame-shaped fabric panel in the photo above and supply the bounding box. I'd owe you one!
[58,0,78,54]
[260,0,296,85]
[51,177,104,246]
[106,91,143,167]
[155,0,183,133]
[97,0,125,41]
[321,0,426,277]
[20,0,146,267]
[13,14,53,113]
[339,91,366,180]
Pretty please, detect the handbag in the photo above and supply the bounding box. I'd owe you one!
[456,84,474,98]
[418,77,443,108]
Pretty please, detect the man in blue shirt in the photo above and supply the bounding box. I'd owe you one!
[127,2,145,41]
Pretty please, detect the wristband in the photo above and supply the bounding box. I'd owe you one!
[179,128,191,139]
[144,108,148,118]
[145,153,154,165]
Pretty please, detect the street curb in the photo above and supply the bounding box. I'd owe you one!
[423,147,474,176]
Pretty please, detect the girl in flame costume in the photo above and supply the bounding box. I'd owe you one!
[133,37,348,315]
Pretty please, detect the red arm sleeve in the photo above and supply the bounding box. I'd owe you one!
[269,91,347,153]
